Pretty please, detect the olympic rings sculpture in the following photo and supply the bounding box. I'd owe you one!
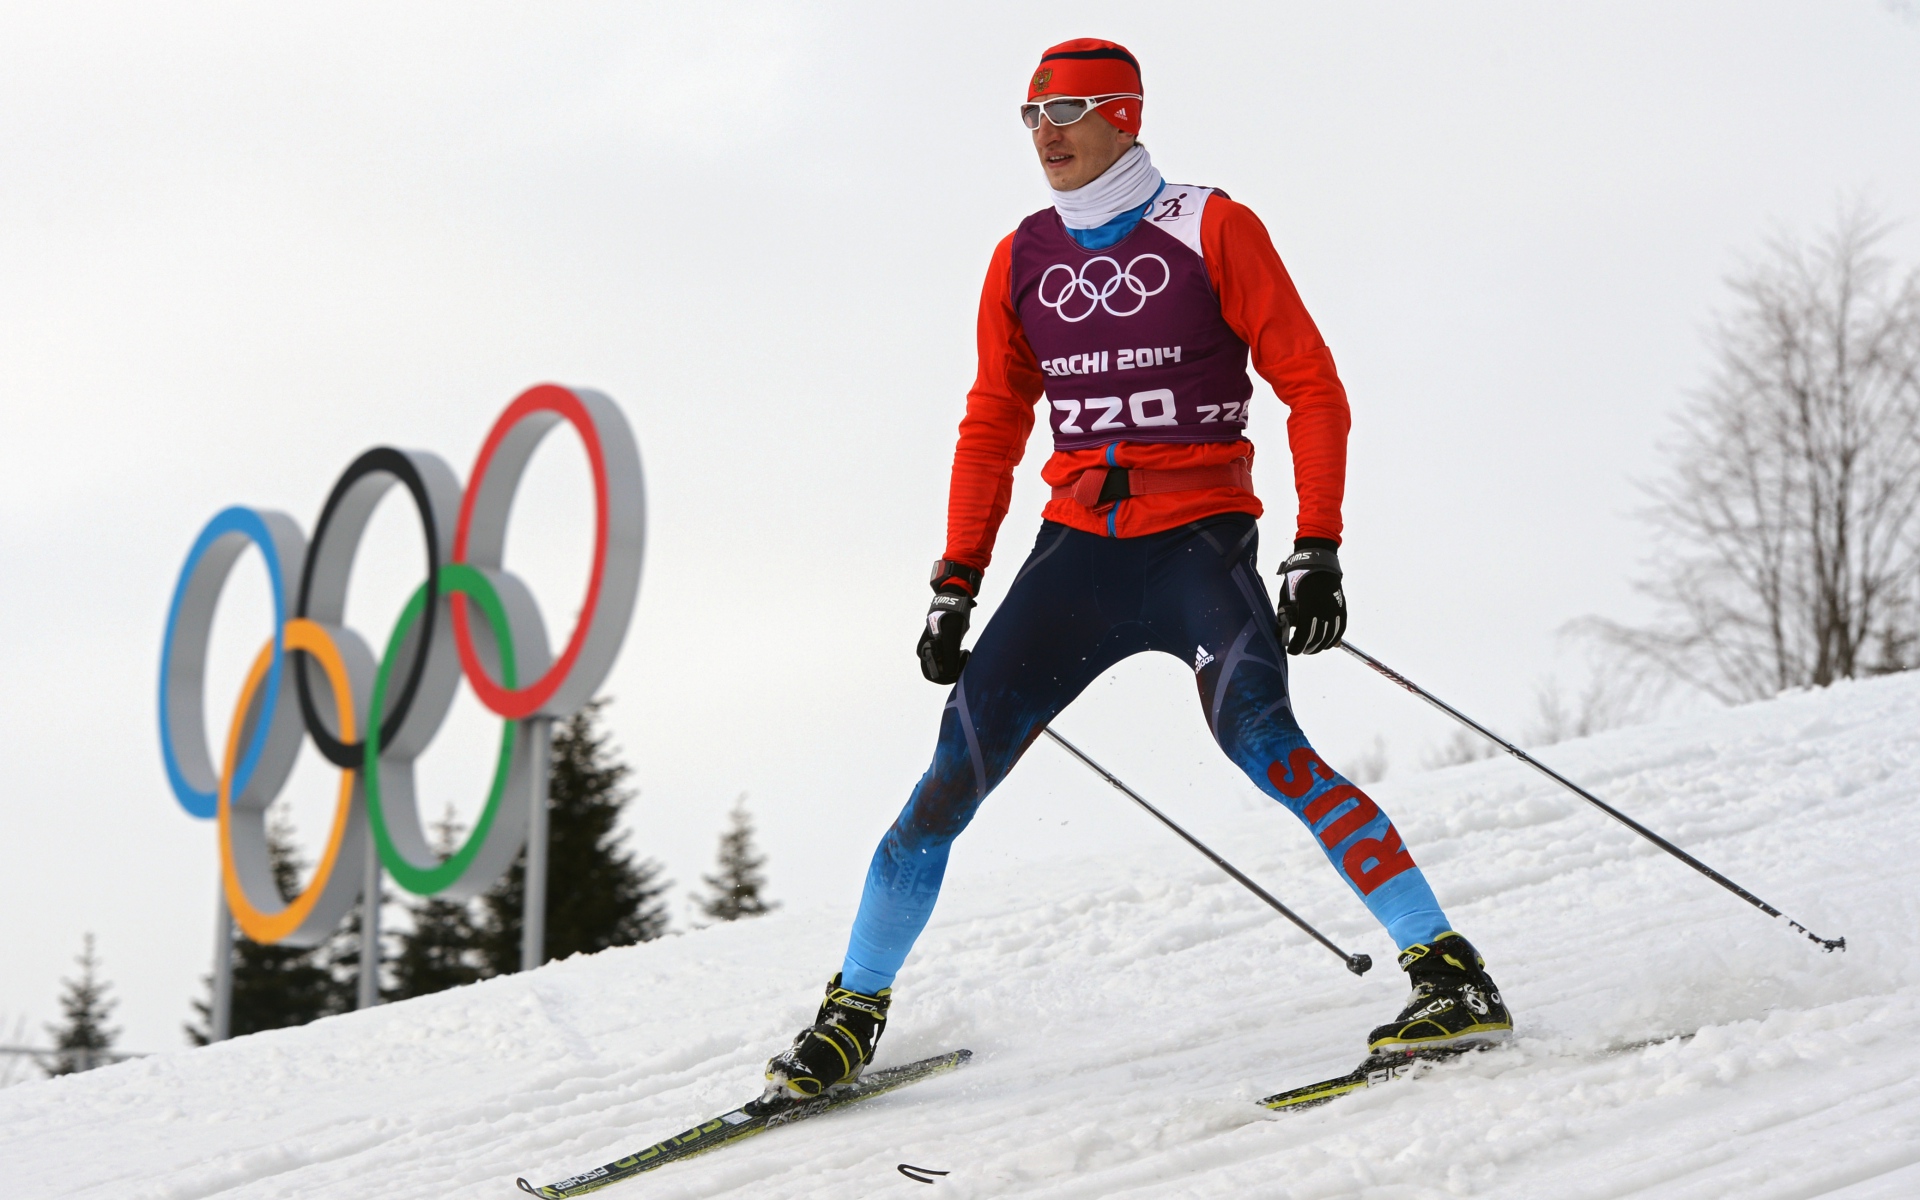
[1037,253,1170,322]
[158,384,644,946]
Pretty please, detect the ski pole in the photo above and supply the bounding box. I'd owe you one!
[1337,640,1846,953]
[1041,726,1373,976]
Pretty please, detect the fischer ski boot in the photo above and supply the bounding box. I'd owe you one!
[1366,932,1512,1056]
[760,975,891,1105]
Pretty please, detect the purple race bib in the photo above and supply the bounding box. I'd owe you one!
[1011,186,1255,451]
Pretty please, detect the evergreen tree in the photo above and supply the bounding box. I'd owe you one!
[388,807,484,1000]
[318,874,391,1014]
[476,700,670,974]
[187,811,335,1044]
[46,933,118,1075]
[696,796,779,922]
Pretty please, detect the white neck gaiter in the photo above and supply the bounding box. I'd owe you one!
[1050,144,1163,230]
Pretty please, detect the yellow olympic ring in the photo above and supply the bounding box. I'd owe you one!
[218,619,372,946]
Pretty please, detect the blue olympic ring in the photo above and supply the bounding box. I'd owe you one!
[158,506,292,819]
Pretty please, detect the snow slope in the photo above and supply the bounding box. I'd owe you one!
[6,672,1919,1199]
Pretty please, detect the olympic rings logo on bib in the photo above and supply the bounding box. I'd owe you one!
[1037,254,1170,322]
[157,384,645,946]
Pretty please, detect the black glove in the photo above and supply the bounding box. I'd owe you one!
[1277,540,1346,655]
[917,559,983,684]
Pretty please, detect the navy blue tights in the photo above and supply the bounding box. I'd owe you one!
[841,516,1449,993]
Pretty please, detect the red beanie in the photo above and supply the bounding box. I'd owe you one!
[1028,38,1143,135]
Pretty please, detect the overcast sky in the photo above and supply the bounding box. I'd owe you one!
[2,1,1917,1055]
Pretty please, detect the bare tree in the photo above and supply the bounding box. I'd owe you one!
[1525,665,1650,747]
[1422,729,1498,770]
[1346,735,1390,784]
[1587,207,1920,702]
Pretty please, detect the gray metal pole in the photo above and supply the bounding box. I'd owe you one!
[1041,726,1372,975]
[1338,639,1845,952]
[211,888,233,1042]
[358,827,382,1009]
[521,715,554,972]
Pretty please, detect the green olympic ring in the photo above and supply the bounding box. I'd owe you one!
[365,563,532,899]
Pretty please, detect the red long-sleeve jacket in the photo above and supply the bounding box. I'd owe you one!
[943,195,1350,575]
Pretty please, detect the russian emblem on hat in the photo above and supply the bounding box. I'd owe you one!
[1031,67,1053,91]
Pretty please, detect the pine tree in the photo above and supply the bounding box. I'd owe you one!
[476,700,670,974]
[696,796,779,922]
[46,934,118,1075]
[318,874,391,1014]
[186,811,336,1044]
[388,807,484,1000]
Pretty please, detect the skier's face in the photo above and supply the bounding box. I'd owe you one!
[1030,100,1135,192]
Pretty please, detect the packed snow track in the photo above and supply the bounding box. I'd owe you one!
[6,673,1918,1198]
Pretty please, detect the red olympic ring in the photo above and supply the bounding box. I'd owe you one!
[451,384,639,720]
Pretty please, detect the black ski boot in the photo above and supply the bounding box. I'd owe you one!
[759,975,891,1106]
[1366,932,1512,1056]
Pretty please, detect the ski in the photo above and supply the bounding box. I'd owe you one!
[1257,1031,1694,1112]
[515,1049,972,1198]
[1258,1044,1484,1111]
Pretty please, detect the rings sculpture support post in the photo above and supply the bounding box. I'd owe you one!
[211,888,234,1042]
[522,716,554,973]
[358,838,381,1011]
[160,386,646,1012]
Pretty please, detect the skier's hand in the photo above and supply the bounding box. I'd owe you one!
[917,590,975,683]
[917,559,983,684]
[1277,542,1346,655]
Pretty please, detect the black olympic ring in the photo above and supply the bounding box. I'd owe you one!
[294,447,453,770]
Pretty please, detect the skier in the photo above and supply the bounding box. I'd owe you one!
[762,38,1511,1104]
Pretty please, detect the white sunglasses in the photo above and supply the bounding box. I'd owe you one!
[1020,93,1142,129]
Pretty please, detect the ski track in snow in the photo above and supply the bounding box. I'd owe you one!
[7,674,1920,1198]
